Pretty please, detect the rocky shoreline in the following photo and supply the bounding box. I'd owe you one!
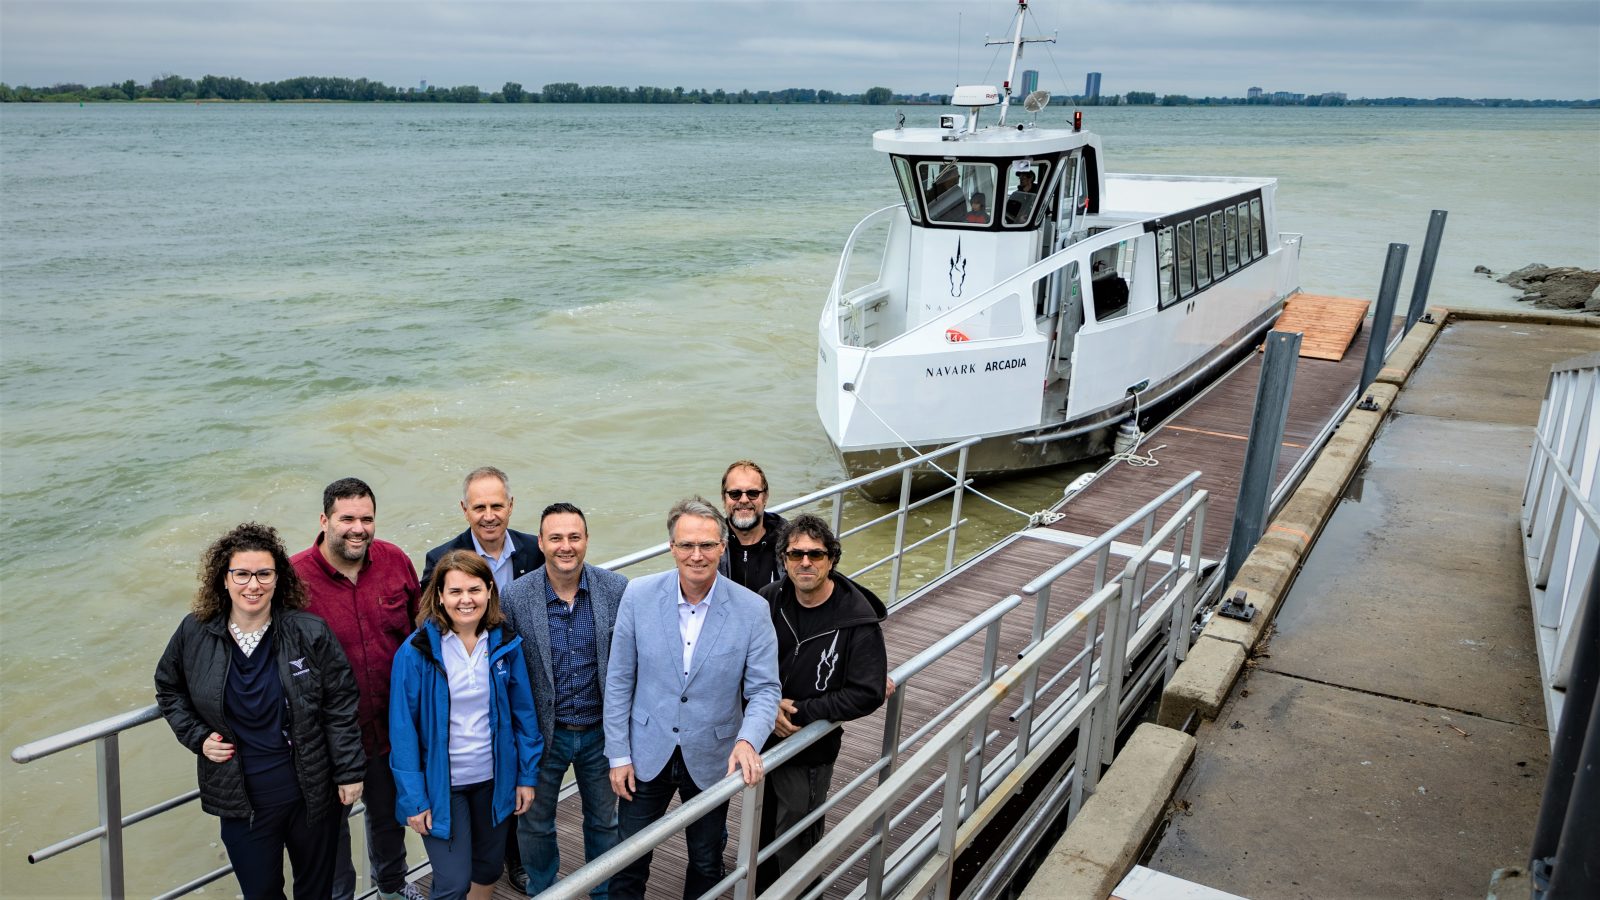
[1475,264,1600,314]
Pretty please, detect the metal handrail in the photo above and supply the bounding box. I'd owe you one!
[1521,352,1600,730]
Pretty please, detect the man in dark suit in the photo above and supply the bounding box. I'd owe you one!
[500,503,627,898]
[420,465,544,889]
[421,466,544,594]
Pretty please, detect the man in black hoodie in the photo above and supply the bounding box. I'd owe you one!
[755,514,887,890]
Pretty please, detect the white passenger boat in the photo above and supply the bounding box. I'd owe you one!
[818,0,1301,498]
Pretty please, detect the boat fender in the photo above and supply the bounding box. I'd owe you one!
[1113,420,1142,455]
[945,328,970,343]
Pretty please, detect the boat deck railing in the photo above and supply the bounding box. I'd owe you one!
[1521,350,1600,728]
[11,437,991,898]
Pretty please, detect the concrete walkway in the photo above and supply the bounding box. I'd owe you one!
[1144,319,1600,899]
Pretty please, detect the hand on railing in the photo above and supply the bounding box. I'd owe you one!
[728,739,764,785]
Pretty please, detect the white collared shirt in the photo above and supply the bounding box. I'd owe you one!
[677,576,715,678]
[440,629,494,786]
[470,531,517,597]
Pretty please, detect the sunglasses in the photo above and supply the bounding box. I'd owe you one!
[725,489,765,500]
[784,549,829,562]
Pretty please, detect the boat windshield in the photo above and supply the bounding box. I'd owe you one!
[1003,160,1049,226]
[917,161,998,226]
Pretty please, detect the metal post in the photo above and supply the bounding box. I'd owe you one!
[889,469,912,604]
[1224,330,1303,583]
[945,446,969,572]
[1404,210,1448,333]
[1531,550,1600,897]
[1360,242,1409,393]
[732,780,765,900]
[97,734,126,899]
[864,689,906,900]
[1547,687,1600,898]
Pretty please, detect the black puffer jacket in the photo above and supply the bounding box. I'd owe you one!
[154,608,366,823]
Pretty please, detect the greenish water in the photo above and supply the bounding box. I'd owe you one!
[1,103,1596,896]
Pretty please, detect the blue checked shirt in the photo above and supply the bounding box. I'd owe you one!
[546,572,602,727]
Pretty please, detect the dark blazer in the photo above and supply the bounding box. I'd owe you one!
[500,562,629,750]
[420,528,544,590]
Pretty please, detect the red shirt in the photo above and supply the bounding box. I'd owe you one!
[292,535,420,757]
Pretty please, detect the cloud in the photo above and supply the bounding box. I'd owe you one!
[1,0,1595,98]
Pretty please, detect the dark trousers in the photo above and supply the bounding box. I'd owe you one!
[755,761,834,892]
[220,796,340,900]
[421,780,510,900]
[332,752,409,897]
[610,748,727,900]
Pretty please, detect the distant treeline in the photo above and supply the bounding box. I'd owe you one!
[0,76,1589,108]
[0,75,899,105]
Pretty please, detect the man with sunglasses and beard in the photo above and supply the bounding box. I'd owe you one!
[717,460,788,592]
[754,514,887,891]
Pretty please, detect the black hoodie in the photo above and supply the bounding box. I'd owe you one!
[758,571,888,766]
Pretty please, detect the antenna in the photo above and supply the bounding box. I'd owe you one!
[1023,90,1051,115]
[955,12,963,90]
[986,1,1057,126]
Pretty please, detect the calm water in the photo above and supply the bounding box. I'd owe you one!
[2,103,1596,895]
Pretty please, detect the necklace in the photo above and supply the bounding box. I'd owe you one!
[229,619,270,657]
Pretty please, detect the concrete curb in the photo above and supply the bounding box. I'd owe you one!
[1376,310,1445,387]
[1156,635,1248,730]
[1018,724,1196,900]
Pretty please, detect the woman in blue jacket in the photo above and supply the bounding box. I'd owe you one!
[390,550,542,900]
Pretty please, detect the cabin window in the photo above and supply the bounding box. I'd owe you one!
[1194,216,1212,288]
[1088,239,1137,323]
[1224,205,1240,273]
[1249,198,1264,259]
[1156,227,1176,307]
[917,161,998,226]
[1176,221,1195,296]
[892,157,922,223]
[1003,160,1049,226]
[1208,211,1225,280]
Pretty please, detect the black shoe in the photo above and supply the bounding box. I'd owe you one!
[507,861,530,894]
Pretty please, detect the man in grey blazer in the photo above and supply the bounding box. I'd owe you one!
[501,503,627,898]
[605,497,780,900]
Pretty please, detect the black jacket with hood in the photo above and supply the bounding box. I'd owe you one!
[154,608,366,823]
[758,570,888,767]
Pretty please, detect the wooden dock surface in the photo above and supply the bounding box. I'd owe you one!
[459,302,1384,900]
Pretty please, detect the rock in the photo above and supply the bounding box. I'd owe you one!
[1498,264,1600,313]
[1473,265,1493,275]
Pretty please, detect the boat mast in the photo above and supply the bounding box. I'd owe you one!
[990,1,1055,127]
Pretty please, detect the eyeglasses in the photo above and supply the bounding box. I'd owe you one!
[724,489,765,500]
[228,568,277,585]
[784,549,830,562]
[673,541,723,555]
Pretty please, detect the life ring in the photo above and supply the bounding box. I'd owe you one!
[945,328,970,343]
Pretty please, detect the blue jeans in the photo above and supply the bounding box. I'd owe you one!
[518,725,619,898]
[610,748,727,900]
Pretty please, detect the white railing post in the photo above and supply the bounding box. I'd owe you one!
[96,734,125,900]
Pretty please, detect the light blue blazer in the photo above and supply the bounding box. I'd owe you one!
[604,570,780,789]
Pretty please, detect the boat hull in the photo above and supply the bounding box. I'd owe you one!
[834,301,1284,501]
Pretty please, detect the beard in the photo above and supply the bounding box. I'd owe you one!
[730,509,760,531]
[332,536,369,562]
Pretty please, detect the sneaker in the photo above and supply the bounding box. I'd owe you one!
[508,866,530,893]
[378,883,428,900]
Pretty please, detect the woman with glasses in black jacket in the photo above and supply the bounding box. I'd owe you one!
[155,522,366,899]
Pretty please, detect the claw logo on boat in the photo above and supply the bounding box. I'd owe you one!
[949,237,967,297]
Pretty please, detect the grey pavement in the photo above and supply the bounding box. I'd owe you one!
[1146,319,1600,899]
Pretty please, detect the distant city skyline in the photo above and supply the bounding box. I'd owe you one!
[2,1,1597,100]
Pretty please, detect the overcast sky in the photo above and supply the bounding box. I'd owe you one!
[2,1,1597,99]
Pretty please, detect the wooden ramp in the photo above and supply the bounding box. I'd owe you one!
[1267,293,1370,361]
[467,314,1387,900]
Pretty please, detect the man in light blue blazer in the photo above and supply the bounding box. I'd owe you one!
[501,503,627,898]
[604,497,780,900]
